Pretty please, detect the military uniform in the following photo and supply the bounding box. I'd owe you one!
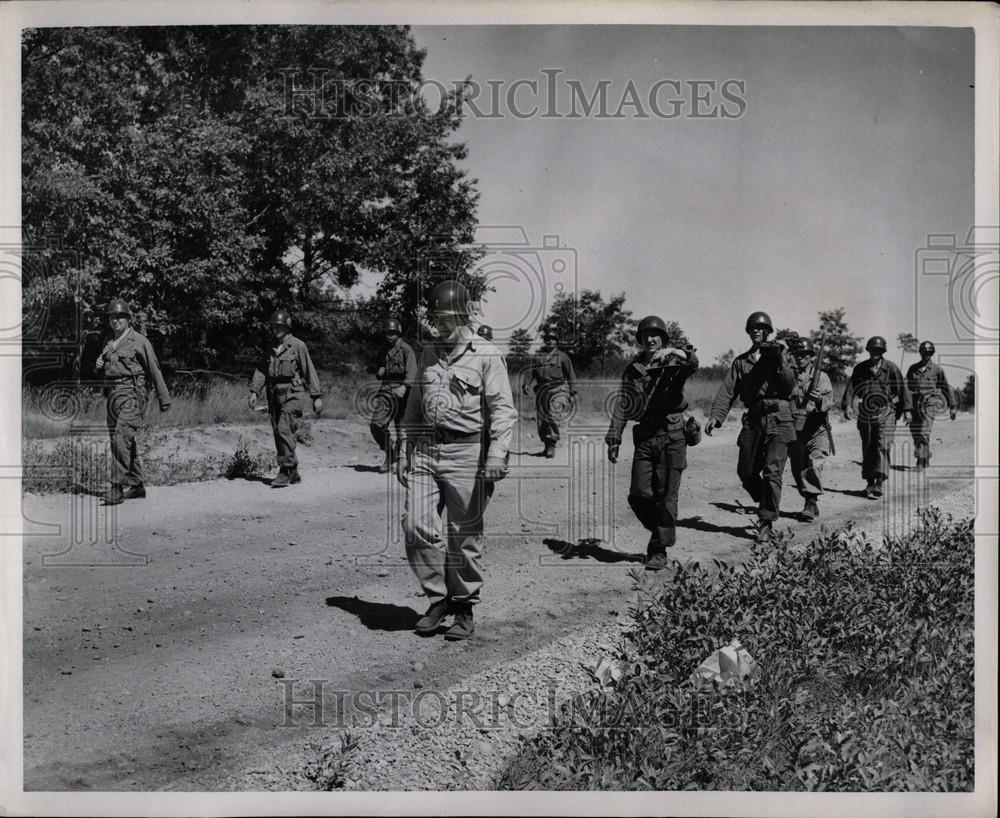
[788,362,834,501]
[842,358,911,483]
[606,347,699,557]
[400,330,517,612]
[99,328,171,490]
[370,337,417,465]
[709,346,797,524]
[906,359,953,464]
[526,346,576,453]
[250,334,322,471]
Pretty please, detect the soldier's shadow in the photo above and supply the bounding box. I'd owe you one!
[824,487,871,498]
[543,538,645,563]
[510,449,548,457]
[678,516,754,540]
[710,501,800,522]
[352,464,386,473]
[325,596,420,631]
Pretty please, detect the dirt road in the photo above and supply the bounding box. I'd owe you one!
[21,412,976,790]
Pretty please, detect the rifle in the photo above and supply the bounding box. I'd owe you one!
[807,335,837,456]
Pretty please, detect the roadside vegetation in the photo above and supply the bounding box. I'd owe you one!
[498,510,974,791]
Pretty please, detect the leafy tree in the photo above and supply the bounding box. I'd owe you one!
[897,332,919,366]
[715,349,735,370]
[538,290,639,374]
[774,328,800,344]
[507,328,533,358]
[810,308,863,384]
[21,26,479,372]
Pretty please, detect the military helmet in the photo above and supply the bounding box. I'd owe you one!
[919,340,936,355]
[866,335,887,353]
[636,315,669,340]
[792,337,815,355]
[745,311,773,333]
[477,325,494,341]
[427,280,470,317]
[269,310,292,328]
[384,318,402,335]
[542,326,558,341]
[105,298,132,317]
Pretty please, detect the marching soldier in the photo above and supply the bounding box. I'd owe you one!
[705,311,797,543]
[905,341,956,470]
[96,298,171,505]
[842,336,912,498]
[248,311,323,488]
[370,318,417,473]
[523,328,577,458]
[398,281,516,641]
[787,337,834,521]
[605,315,699,571]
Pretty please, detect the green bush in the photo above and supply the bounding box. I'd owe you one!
[498,510,974,791]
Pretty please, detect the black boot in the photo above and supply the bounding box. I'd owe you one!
[414,599,450,636]
[801,498,818,521]
[271,468,290,488]
[444,602,475,641]
[123,484,146,500]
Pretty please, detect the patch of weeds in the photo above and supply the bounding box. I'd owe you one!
[302,732,359,791]
[225,437,276,479]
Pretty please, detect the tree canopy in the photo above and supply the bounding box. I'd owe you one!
[22,26,479,371]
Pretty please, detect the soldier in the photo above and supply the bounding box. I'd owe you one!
[523,328,577,458]
[906,341,956,470]
[398,281,516,641]
[704,311,797,543]
[370,318,417,473]
[248,311,323,488]
[605,315,699,571]
[842,336,912,498]
[787,337,834,521]
[96,298,171,505]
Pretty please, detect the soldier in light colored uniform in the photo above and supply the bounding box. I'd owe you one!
[523,328,577,458]
[248,311,323,488]
[96,298,171,505]
[905,340,956,470]
[842,336,912,498]
[370,318,417,473]
[398,282,516,641]
[787,337,834,521]
[705,311,797,543]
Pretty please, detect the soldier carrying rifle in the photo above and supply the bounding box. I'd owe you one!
[787,336,834,521]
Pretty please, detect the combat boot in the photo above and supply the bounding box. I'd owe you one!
[543,443,556,459]
[801,498,818,521]
[102,485,125,505]
[288,468,302,485]
[645,550,669,572]
[914,457,927,471]
[271,469,291,488]
[444,602,474,641]
[123,484,146,500]
[865,481,878,499]
[871,479,884,498]
[414,599,450,636]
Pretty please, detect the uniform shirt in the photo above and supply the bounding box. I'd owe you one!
[250,333,323,398]
[99,328,171,409]
[842,358,911,421]
[606,348,699,441]
[709,346,796,425]
[401,329,517,461]
[790,364,834,429]
[378,339,418,385]
[529,348,577,390]
[906,360,954,413]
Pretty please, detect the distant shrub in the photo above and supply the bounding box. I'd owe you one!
[498,510,974,791]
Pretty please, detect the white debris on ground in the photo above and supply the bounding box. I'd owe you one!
[692,638,758,691]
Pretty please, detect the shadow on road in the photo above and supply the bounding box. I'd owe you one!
[325,596,420,631]
[677,516,754,540]
[351,464,387,473]
[824,487,872,499]
[543,538,645,563]
[710,501,799,522]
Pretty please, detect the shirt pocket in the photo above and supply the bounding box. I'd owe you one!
[275,355,297,379]
[449,366,483,399]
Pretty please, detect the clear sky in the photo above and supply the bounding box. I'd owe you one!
[409,25,975,371]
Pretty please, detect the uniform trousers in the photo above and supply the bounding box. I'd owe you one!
[736,412,796,522]
[403,439,494,606]
[268,386,305,468]
[627,420,688,553]
[106,385,147,487]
